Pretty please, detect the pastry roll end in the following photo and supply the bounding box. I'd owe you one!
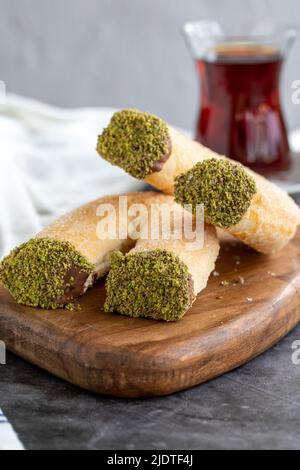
[97,109,171,179]
[0,238,95,309]
[104,249,194,322]
[175,158,257,228]
[174,158,300,255]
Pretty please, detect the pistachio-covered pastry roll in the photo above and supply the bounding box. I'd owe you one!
[174,159,300,255]
[97,109,219,194]
[0,192,163,309]
[105,219,219,322]
[97,109,300,255]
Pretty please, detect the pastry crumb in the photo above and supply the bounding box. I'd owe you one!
[220,280,231,287]
[65,303,81,311]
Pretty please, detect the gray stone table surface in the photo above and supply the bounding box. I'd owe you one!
[1,323,300,450]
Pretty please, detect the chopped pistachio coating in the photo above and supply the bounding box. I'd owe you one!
[174,159,257,228]
[0,238,94,309]
[97,109,170,178]
[105,250,193,322]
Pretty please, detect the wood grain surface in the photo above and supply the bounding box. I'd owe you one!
[1,230,300,398]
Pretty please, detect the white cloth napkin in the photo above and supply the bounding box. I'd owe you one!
[0,94,144,258]
[0,409,24,450]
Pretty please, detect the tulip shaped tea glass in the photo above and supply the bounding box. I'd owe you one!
[183,21,298,173]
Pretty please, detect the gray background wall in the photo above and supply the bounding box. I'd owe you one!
[1,0,300,130]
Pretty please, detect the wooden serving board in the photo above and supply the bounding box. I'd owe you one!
[1,230,300,398]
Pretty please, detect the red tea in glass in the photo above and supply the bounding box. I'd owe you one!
[184,22,298,174]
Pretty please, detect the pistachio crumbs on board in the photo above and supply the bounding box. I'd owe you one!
[0,238,94,309]
[174,159,257,229]
[105,249,193,322]
[97,109,171,178]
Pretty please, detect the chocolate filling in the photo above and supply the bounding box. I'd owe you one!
[151,138,172,173]
[56,267,97,305]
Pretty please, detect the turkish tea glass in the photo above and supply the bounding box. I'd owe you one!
[183,21,298,173]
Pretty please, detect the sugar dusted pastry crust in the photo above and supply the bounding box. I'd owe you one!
[232,170,300,254]
[38,192,158,278]
[146,126,221,194]
[131,220,219,298]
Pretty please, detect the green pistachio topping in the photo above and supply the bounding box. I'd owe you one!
[0,238,94,309]
[105,250,193,322]
[97,109,170,178]
[174,159,257,228]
